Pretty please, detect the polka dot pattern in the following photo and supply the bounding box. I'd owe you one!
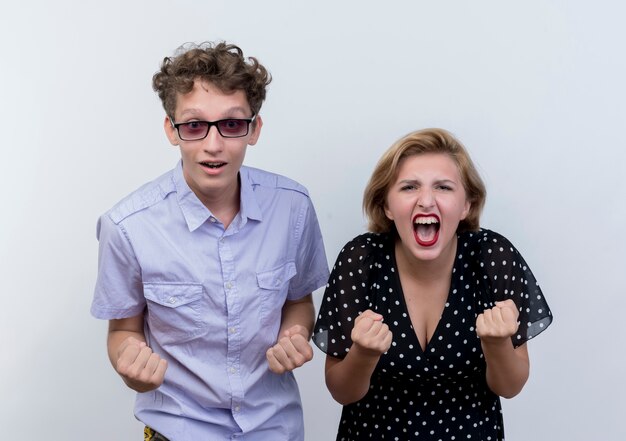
[313,229,552,440]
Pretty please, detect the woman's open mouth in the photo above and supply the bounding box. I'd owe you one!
[413,214,440,247]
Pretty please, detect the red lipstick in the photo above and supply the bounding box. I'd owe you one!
[412,214,440,247]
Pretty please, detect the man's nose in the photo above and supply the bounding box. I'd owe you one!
[202,125,225,153]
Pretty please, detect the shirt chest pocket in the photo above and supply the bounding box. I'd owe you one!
[143,283,205,345]
[256,261,297,327]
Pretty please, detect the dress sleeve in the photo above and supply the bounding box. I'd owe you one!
[477,230,553,347]
[313,235,374,359]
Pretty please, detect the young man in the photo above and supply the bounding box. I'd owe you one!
[91,42,329,441]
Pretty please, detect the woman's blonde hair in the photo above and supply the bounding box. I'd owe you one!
[363,128,486,234]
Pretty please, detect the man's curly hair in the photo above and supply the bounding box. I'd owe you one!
[152,42,272,119]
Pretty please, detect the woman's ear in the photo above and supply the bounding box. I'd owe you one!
[384,203,394,221]
[461,200,471,220]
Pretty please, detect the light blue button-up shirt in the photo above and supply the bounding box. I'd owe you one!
[92,161,329,441]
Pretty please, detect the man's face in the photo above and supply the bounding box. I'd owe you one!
[164,79,262,208]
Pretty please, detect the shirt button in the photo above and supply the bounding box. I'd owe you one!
[229,327,236,334]
[209,217,217,223]
[234,405,240,412]
[168,297,177,304]
[225,282,232,289]
[229,367,236,374]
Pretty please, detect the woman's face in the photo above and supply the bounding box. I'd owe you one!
[384,153,470,263]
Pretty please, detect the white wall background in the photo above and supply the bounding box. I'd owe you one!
[1,1,624,440]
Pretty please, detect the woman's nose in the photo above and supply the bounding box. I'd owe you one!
[417,189,435,208]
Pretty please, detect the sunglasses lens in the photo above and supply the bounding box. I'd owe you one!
[178,121,209,140]
[218,119,249,137]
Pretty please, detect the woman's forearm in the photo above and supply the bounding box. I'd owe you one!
[482,340,529,398]
[325,347,381,405]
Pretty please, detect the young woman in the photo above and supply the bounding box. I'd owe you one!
[313,128,552,440]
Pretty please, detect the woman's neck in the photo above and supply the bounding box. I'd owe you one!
[394,235,458,285]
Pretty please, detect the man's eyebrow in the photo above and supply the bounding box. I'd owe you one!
[178,106,250,119]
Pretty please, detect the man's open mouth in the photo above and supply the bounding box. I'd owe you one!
[200,161,226,169]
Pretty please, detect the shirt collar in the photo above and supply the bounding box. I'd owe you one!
[239,166,263,224]
[173,161,262,232]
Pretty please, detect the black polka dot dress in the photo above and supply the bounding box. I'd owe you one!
[313,229,552,441]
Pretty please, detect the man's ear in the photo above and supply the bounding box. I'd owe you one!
[247,115,263,146]
[164,116,179,146]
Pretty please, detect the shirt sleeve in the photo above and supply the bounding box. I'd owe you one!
[313,234,374,358]
[287,196,330,300]
[476,230,553,347]
[91,213,146,319]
